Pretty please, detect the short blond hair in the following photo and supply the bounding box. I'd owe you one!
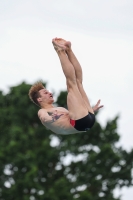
[29,82,45,106]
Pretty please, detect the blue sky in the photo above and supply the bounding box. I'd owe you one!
[0,0,133,199]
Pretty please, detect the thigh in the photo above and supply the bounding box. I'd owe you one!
[67,84,88,120]
[77,80,94,114]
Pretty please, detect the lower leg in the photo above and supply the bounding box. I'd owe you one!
[53,46,76,84]
[52,38,82,82]
[66,48,83,83]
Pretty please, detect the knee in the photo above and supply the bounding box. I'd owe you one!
[66,79,77,89]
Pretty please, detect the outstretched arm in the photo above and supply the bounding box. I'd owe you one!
[93,100,104,112]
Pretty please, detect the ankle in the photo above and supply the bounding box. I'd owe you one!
[54,46,65,52]
[66,48,72,55]
[56,49,66,55]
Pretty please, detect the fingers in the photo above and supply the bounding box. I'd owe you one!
[97,99,101,105]
[95,99,104,109]
[51,110,57,117]
[98,105,104,109]
[54,110,58,116]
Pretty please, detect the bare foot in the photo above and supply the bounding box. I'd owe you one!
[52,38,71,51]
[56,38,71,50]
[52,38,66,52]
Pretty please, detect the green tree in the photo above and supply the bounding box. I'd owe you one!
[0,82,133,200]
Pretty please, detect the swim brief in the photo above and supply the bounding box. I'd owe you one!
[70,112,95,131]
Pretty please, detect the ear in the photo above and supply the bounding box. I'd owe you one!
[37,97,42,103]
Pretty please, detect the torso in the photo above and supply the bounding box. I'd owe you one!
[39,107,84,135]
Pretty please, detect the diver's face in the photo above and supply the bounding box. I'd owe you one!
[38,89,54,104]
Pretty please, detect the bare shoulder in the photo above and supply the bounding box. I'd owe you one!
[38,109,47,118]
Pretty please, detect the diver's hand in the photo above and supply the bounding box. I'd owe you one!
[93,100,103,112]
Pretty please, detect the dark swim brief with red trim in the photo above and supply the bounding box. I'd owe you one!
[70,112,95,131]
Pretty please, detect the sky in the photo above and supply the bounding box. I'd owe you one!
[0,0,133,199]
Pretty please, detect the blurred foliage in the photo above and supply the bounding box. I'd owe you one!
[0,82,133,200]
[56,91,67,108]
